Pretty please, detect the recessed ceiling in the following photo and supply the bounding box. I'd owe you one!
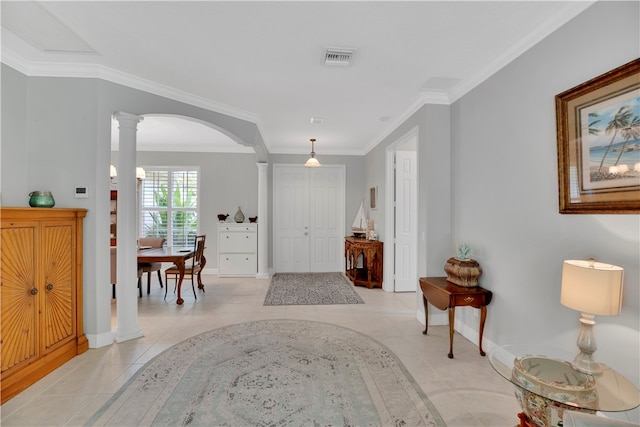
[1,1,594,155]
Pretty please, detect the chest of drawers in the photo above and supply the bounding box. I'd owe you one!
[218,223,257,277]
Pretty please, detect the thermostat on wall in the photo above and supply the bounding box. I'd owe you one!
[75,187,88,198]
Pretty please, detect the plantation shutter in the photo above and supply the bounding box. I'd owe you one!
[170,170,198,246]
[140,168,199,247]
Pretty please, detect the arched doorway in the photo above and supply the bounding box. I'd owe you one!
[108,113,267,342]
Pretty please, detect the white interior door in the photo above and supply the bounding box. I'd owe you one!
[274,166,310,272]
[394,150,418,292]
[274,165,345,273]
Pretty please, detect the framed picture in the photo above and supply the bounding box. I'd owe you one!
[556,58,640,214]
[369,186,378,210]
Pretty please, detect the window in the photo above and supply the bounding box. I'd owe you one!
[140,167,199,247]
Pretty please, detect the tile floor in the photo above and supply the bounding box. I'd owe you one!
[1,275,521,426]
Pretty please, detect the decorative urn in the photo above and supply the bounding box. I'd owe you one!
[444,243,482,287]
[29,191,55,208]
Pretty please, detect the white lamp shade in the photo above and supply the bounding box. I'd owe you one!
[304,138,321,167]
[110,164,117,178]
[136,167,146,180]
[560,260,623,316]
[304,157,321,167]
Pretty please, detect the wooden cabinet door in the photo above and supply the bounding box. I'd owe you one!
[41,220,76,351]
[0,222,38,373]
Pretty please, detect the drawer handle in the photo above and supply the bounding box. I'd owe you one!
[464,296,475,303]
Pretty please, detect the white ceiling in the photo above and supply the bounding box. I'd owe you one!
[1,1,593,155]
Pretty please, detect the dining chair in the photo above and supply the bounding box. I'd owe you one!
[138,237,167,294]
[111,246,144,298]
[164,235,206,300]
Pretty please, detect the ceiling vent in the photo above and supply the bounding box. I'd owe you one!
[323,48,355,67]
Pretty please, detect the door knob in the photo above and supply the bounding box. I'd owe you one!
[30,288,38,296]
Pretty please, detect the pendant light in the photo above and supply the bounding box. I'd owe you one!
[304,138,321,167]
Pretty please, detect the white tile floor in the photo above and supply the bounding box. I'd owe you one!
[1,275,521,426]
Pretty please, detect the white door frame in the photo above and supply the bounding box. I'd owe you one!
[384,127,419,292]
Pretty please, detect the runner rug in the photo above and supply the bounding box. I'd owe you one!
[264,272,364,305]
[86,320,446,427]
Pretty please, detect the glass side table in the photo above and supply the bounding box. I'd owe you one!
[489,344,640,427]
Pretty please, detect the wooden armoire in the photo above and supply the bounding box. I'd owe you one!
[0,207,88,403]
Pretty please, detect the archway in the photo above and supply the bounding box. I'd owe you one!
[108,113,268,343]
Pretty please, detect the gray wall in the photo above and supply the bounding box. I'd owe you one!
[1,70,267,345]
[114,151,366,271]
[0,63,367,344]
[112,150,260,265]
[368,104,452,279]
[365,1,640,403]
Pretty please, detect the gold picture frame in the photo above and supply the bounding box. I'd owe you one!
[556,58,640,214]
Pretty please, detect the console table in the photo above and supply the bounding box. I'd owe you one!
[344,237,383,288]
[419,276,492,358]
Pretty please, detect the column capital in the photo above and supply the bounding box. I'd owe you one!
[113,112,144,130]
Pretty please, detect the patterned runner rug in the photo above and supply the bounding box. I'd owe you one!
[86,320,446,427]
[264,272,364,305]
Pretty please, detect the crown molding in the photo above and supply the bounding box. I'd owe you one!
[267,146,364,156]
[2,1,594,158]
[448,0,596,103]
[2,46,273,151]
[365,0,595,153]
[1,47,261,124]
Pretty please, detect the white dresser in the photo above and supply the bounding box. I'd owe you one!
[218,223,257,277]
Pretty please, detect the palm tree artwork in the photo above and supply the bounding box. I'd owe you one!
[586,98,640,184]
[614,114,640,166]
[597,105,634,172]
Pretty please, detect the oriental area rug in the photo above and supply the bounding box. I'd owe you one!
[264,272,364,306]
[86,320,446,427]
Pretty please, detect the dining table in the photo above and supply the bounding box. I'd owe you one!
[137,246,205,305]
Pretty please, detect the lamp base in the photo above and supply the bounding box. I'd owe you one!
[571,352,602,376]
[571,312,602,376]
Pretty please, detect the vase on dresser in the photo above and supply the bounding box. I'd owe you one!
[234,206,245,223]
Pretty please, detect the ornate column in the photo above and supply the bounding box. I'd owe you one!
[113,112,144,343]
[256,162,269,279]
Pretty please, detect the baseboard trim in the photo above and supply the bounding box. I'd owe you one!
[86,331,114,348]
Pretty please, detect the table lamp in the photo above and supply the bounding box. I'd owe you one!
[560,259,624,376]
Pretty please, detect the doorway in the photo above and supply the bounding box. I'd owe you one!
[384,128,418,292]
[273,164,345,273]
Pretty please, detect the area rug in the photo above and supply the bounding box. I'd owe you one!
[86,320,446,427]
[264,272,364,306]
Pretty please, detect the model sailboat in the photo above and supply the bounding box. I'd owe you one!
[351,201,367,237]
